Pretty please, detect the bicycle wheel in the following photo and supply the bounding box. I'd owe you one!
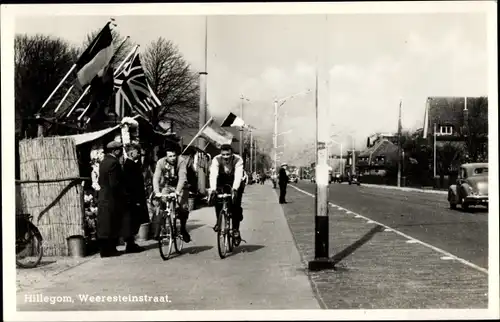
[217,210,228,259]
[16,224,43,268]
[227,213,234,253]
[158,215,174,260]
[174,216,184,254]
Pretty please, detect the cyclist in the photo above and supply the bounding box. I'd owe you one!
[208,144,245,246]
[152,145,191,243]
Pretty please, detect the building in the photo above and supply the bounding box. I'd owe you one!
[423,96,488,163]
[357,139,399,176]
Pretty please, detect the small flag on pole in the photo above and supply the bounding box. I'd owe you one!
[221,112,246,128]
[75,23,114,88]
[422,98,430,138]
[201,120,234,148]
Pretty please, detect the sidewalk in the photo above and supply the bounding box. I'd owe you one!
[280,186,488,309]
[360,183,448,195]
[15,184,320,311]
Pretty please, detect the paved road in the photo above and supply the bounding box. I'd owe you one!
[294,181,488,269]
[16,184,320,311]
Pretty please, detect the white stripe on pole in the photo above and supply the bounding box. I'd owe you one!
[54,84,74,114]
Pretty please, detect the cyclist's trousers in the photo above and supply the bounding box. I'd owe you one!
[214,185,244,229]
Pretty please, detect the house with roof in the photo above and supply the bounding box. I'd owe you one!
[422,96,488,163]
[357,138,399,176]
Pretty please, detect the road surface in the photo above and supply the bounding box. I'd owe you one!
[294,181,488,269]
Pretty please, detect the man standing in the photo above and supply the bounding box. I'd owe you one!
[121,143,149,253]
[97,141,125,258]
[278,163,289,204]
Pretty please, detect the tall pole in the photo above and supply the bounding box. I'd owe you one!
[198,16,208,194]
[433,122,437,177]
[250,129,253,174]
[340,143,343,175]
[351,136,355,176]
[309,14,333,271]
[274,100,278,173]
[397,99,402,187]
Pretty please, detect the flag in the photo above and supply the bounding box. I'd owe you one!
[113,51,161,120]
[422,98,430,138]
[221,112,246,128]
[75,23,114,87]
[200,120,234,148]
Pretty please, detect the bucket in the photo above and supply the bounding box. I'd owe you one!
[67,235,86,258]
[137,223,150,241]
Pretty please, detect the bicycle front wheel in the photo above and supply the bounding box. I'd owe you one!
[217,211,228,259]
[16,225,43,268]
[158,216,175,260]
[173,216,183,254]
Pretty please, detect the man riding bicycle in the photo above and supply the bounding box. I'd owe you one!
[208,144,245,246]
[152,146,191,243]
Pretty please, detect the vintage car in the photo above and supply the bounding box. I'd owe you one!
[448,163,488,210]
[289,174,299,183]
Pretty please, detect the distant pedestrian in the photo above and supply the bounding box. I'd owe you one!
[121,143,149,253]
[278,163,289,204]
[97,141,125,258]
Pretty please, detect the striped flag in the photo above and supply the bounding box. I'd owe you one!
[113,51,161,120]
[200,119,234,148]
[221,112,246,128]
[75,23,114,87]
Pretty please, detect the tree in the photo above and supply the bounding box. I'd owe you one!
[465,97,488,162]
[15,34,77,138]
[142,37,199,129]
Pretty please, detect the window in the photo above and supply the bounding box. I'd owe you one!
[439,125,453,135]
[473,167,488,175]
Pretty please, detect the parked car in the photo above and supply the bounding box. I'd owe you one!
[332,172,342,183]
[448,163,488,210]
[289,174,298,183]
[348,173,361,186]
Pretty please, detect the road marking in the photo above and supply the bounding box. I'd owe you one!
[406,240,419,244]
[354,215,362,218]
[289,184,488,275]
[384,228,393,232]
[366,220,375,224]
[441,256,455,260]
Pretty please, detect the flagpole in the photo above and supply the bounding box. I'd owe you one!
[54,84,74,113]
[397,99,402,187]
[39,20,114,114]
[39,65,77,113]
[183,117,214,155]
[71,43,138,119]
[75,40,135,121]
[433,122,437,178]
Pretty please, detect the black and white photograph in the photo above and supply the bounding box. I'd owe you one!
[2,2,498,321]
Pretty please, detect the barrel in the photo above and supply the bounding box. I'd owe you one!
[67,235,86,258]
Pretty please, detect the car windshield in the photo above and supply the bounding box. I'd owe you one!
[472,167,488,175]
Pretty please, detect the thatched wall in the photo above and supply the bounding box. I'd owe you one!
[17,137,84,256]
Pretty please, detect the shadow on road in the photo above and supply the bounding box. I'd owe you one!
[331,225,385,265]
[182,245,213,255]
[187,223,205,231]
[458,207,488,214]
[231,244,265,255]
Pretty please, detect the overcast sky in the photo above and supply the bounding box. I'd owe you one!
[13,7,490,165]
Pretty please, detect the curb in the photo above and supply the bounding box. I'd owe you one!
[360,183,448,195]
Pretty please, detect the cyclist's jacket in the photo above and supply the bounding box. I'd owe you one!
[209,154,244,191]
[152,156,188,194]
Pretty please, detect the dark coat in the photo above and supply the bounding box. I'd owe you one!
[278,168,289,186]
[121,158,150,238]
[97,154,124,239]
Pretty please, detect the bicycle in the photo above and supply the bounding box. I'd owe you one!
[213,185,242,259]
[16,213,43,268]
[156,192,184,260]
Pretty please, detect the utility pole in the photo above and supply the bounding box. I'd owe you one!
[397,99,402,187]
[239,95,245,166]
[308,14,334,272]
[273,99,278,173]
[250,129,253,174]
[433,122,437,177]
[198,16,208,193]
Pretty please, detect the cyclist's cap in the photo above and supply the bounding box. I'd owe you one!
[106,141,123,149]
[220,144,233,151]
[281,163,288,166]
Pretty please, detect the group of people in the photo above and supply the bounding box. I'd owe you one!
[96,141,247,258]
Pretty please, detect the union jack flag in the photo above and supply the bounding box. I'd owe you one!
[114,51,161,120]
